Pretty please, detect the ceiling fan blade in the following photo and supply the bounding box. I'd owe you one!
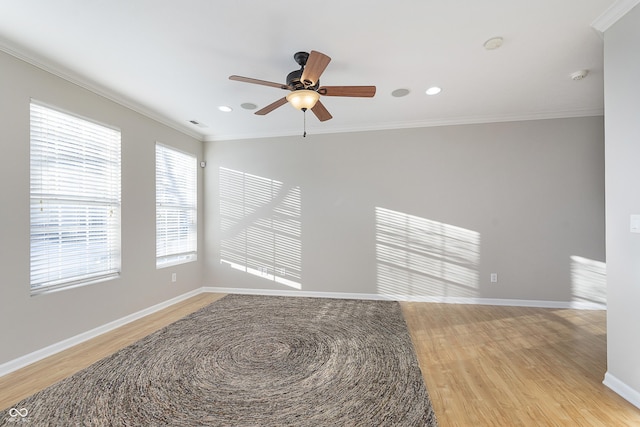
[229,75,291,90]
[311,100,332,122]
[318,86,376,97]
[300,51,331,87]
[255,97,288,115]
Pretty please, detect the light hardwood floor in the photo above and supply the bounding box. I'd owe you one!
[1,294,639,426]
[0,293,226,412]
[401,302,640,426]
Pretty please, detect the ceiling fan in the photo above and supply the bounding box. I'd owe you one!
[229,51,376,123]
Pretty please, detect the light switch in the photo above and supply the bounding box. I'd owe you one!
[631,215,640,233]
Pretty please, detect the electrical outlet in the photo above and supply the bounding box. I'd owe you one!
[171,273,177,282]
[631,215,640,233]
[490,273,498,283]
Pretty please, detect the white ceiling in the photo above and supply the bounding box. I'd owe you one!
[0,0,618,141]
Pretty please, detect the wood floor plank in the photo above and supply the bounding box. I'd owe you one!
[401,302,640,426]
[2,294,640,426]
[0,292,225,411]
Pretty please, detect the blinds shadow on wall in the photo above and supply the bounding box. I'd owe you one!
[219,167,302,289]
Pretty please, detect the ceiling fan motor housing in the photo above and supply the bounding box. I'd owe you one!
[287,68,319,91]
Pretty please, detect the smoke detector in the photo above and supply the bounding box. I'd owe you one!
[570,70,589,81]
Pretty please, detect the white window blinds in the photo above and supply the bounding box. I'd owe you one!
[30,101,121,294]
[156,143,197,267]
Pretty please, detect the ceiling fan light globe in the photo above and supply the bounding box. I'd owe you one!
[286,90,320,110]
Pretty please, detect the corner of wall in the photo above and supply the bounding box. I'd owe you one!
[603,372,640,409]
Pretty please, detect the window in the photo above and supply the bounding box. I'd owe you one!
[156,143,197,267]
[30,101,121,294]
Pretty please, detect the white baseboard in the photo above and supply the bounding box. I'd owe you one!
[603,372,640,410]
[203,286,606,310]
[203,286,395,301]
[0,285,605,379]
[0,288,204,378]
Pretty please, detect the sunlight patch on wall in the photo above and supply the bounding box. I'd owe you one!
[570,255,606,306]
[219,167,302,289]
[376,207,480,297]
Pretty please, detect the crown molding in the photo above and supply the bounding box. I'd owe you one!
[203,108,604,142]
[1,34,605,145]
[0,38,205,142]
[592,0,640,33]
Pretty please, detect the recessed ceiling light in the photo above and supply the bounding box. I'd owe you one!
[218,106,233,112]
[241,102,258,110]
[391,88,410,97]
[484,36,504,50]
[425,86,442,96]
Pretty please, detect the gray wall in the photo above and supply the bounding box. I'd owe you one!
[0,45,607,369]
[0,50,204,365]
[204,118,605,304]
[603,3,640,403]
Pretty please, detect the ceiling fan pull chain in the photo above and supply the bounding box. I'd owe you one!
[303,108,307,137]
